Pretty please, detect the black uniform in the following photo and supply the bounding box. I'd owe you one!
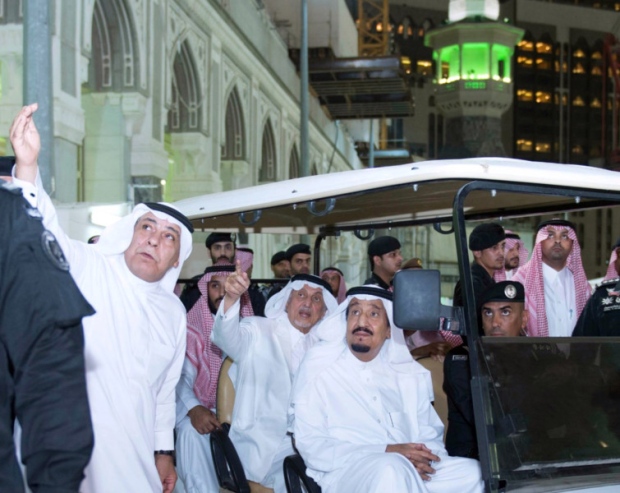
[363,272,391,290]
[452,262,495,308]
[573,278,620,337]
[443,345,478,459]
[0,181,95,492]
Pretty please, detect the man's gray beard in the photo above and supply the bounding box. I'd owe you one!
[351,343,370,353]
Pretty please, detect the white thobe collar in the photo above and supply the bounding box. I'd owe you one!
[542,262,576,336]
[343,346,383,371]
[276,314,312,377]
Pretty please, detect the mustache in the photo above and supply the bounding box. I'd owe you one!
[352,327,373,336]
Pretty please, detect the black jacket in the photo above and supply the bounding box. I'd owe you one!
[0,182,94,492]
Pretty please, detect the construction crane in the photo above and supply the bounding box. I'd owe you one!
[357,0,392,155]
[357,0,390,57]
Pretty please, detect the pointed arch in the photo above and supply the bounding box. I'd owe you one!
[222,86,246,160]
[90,0,139,91]
[168,40,201,132]
[311,161,319,176]
[289,144,300,179]
[259,119,277,182]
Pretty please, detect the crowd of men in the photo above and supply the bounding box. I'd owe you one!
[3,104,619,493]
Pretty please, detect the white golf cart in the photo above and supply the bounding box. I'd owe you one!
[175,157,620,493]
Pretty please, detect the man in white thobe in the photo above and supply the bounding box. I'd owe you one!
[513,219,591,336]
[175,263,253,492]
[291,286,483,493]
[10,104,193,493]
[213,265,337,492]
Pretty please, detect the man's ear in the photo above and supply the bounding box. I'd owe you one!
[521,309,529,330]
[472,250,482,259]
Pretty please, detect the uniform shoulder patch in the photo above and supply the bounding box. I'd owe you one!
[600,277,620,287]
[0,179,22,195]
[41,230,70,271]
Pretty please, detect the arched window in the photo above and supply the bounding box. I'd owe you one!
[0,0,23,24]
[168,40,201,132]
[90,0,138,91]
[259,120,277,182]
[222,87,245,160]
[289,144,300,179]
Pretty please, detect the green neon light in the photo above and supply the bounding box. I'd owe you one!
[462,43,489,79]
[434,40,515,84]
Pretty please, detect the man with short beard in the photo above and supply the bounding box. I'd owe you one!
[453,222,506,308]
[513,219,591,336]
[206,232,236,264]
[494,230,529,281]
[291,286,482,493]
[180,233,237,311]
[364,236,403,290]
[175,263,254,492]
[212,264,337,492]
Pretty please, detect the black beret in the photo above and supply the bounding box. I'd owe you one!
[206,232,236,249]
[204,263,236,275]
[143,202,194,233]
[479,281,525,308]
[0,156,15,176]
[469,222,505,251]
[285,243,311,260]
[536,218,576,232]
[271,251,287,265]
[368,236,401,257]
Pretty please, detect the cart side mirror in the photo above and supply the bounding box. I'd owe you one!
[393,269,459,332]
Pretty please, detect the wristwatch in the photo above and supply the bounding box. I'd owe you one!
[154,450,175,457]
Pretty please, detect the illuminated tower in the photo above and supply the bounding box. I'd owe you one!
[425,0,523,157]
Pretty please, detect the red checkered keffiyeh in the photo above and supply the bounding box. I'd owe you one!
[236,248,253,273]
[185,265,254,409]
[604,248,619,281]
[494,230,529,282]
[512,225,591,337]
[320,268,347,303]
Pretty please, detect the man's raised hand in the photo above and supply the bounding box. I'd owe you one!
[9,104,40,185]
[223,260,250,313]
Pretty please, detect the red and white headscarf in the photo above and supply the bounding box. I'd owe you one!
[185,262,254,409]
[320,267,347,303]
[512,223,591,337]
[494,230,529,282]
[236,247,254,274]
[604,239,620,281]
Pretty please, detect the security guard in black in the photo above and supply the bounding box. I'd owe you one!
[0,180,95,492]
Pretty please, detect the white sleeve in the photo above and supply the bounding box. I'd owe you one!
[154,314,187,450]
[12,171,91,275]
[211,299,254,361]
[293,379,386,474]
[175,358,202,425]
